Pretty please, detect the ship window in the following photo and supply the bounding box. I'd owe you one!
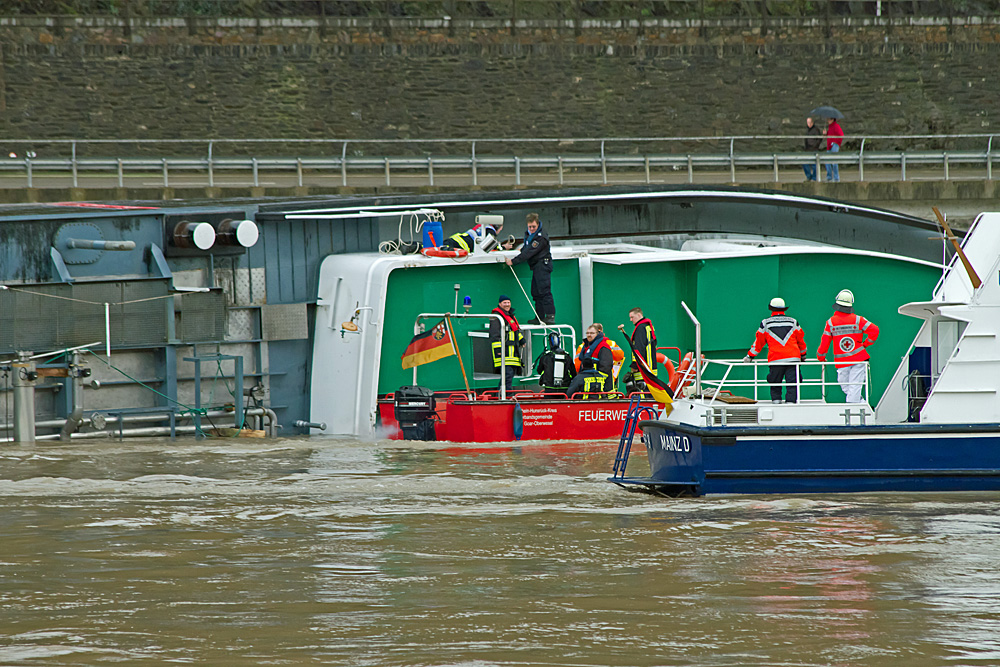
[933,318,966,377]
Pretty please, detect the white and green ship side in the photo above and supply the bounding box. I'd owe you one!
[311,232,942,438]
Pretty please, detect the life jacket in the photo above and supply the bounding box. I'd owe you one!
[817,311,880,368]
[576,334,612,372]
[491,307,523,369]
[443,231,474,252]
[747,311,807,363]
[445,224,499,253]
[630,318,657,373]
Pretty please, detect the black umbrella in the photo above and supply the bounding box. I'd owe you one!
[810,105,844,119]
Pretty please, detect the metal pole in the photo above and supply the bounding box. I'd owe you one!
[680,301,701,397]
[988,136,994,180]
[471,141,477,187]
[729,138,735,182]
[341,141,348,186]
[428,157,434,186]
[859,137,866,182]
[515,157,521,186]
[71,140,78,187]
[600,140,607,184]
[901,153,907,181]
[12,352,36,443]
[208,140,214,187]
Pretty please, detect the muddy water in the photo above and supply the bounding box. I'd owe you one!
[2,437,1000,666]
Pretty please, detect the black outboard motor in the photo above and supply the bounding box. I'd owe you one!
[393,385,436,441]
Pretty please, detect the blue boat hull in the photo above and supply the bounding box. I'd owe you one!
[624,420,1000,495]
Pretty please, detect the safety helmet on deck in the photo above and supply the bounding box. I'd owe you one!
[548,332,561,349]
[835,289,855,308]
[768,297,786,311]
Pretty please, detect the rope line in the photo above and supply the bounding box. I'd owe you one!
[1,285,180,307]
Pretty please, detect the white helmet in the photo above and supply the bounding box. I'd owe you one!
[769,297,786,310]
[835,289,855,308]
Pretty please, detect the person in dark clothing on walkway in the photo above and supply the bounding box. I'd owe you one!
[506,212,555,324]
[803,117,823,181]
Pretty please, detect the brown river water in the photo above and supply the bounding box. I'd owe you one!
[2,436,1000,666]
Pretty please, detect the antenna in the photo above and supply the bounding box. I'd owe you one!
[932,207,981,289]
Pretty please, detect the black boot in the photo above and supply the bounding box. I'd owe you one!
[526,317,541,325]
[543,314,556,324]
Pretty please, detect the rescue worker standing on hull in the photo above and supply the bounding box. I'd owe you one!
[566,324,613,399]
[490,295,525,394]
[743,297,807,403]
[817,289,879,403]
[505,213,555,325]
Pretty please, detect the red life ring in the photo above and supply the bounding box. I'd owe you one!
[422,247,468,258]
[668,352,694,393]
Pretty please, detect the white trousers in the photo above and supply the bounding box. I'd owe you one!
[837,363,866,403]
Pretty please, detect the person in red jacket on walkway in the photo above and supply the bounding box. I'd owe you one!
[743,297,807,403]
[817,289,879,403]
[824,117,845,182]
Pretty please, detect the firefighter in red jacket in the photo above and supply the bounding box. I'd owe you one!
[743,297,807,403]
[817,289,879,403]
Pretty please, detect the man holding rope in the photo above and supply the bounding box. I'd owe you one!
[505,212,555,325]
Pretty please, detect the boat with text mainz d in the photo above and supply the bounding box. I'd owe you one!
[610,211,1000,495]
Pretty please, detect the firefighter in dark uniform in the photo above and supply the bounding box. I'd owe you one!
[489,295,525,393]
[535,331,576,395]
[620,307,657,390]
[628,307,657,375]
[505,212,555,324]
[566,324,613,399]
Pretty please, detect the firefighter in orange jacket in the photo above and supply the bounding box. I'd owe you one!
[817,289,879,403]
[743,297,807,403]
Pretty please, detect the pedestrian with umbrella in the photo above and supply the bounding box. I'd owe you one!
[811,105,845,183]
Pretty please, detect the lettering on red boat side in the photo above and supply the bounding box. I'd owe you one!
[578,409,628,422]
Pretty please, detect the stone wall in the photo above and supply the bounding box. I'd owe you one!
[1,17,998,145]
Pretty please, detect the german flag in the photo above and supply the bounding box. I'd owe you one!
[627,337,674,408]
[401,319,455,369]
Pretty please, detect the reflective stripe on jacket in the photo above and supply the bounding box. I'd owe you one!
[630,318,657,372]
[490,307,524,368]
[747,312,807,363]
[817,311,879,368]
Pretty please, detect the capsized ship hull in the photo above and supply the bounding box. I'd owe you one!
[311,226,941,440]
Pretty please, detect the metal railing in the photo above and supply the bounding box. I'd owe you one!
[2,134,996,189]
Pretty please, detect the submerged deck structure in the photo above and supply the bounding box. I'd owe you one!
[0,186,949,441]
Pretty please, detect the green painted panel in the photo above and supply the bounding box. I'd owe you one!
[695,256,779,350]
[592,260,697,363]
[379,259,582,394]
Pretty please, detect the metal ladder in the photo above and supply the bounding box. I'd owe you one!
[610,395,659,480]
